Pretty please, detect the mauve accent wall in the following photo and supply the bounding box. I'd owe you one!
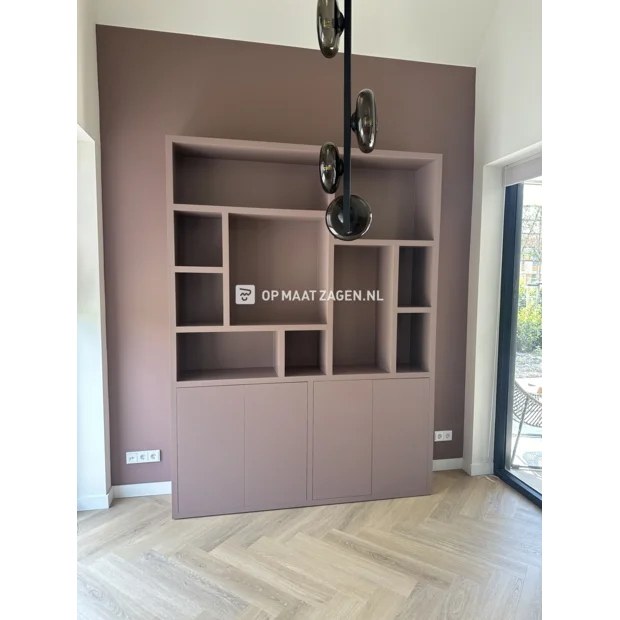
[96,26,475,485]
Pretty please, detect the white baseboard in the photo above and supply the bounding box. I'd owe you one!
[113,481,172,499]
[77,489,113,511]
[464,461,494,476]
[432,458,464,472]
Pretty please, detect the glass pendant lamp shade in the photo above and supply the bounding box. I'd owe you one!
[325,195,372,241]
[351,89,378,153]
[319,142,344,194]
[316,0,345,58]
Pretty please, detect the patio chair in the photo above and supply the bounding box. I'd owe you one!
[511,381,543,469]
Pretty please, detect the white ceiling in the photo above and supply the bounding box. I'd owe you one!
[96,0,500,67]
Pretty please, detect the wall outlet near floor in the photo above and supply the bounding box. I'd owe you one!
[434,430,453,442]
[126,450,161,464]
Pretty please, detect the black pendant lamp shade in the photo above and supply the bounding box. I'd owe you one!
[326,195,372,241]
[319,142,344,194]
[351,89,377,153]
[316,0,345,58]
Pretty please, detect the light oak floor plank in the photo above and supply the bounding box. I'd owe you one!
[77,471,541,619]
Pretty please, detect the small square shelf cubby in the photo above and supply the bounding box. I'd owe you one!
[175,273,223,326]
[174,212,222,267]
[285,330,325,377]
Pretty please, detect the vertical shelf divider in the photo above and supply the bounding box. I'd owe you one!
[221,212,231,327]
[275,329,286,378]
[318,197,334,375]
[376,245,398,373]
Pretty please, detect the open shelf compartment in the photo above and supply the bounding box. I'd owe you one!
[398,247,432,308]
[174,212,223,267]
[229,215,329,326]
[397,313,430,373]
[175,273,223,326]
[172,143,326,211]
[332,245,393,375]
[285,330,326,377]
[332,158,439,241]
[177,331,277,381]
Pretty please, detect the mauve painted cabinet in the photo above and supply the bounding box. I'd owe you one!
[245,383,308,508]
[176,383,308,516]
[177,386,245,515]
[372,378,431,498]
[313,380,373,500]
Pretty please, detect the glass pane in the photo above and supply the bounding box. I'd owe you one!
[510,177,542,493]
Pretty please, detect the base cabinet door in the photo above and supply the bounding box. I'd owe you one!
[313,380,373,500]
[245,383,308,508]
[176,386,245,515]
[372,378,431,497]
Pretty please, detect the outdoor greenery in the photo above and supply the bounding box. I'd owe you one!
[517,285,542,352]
[516,201,542,353]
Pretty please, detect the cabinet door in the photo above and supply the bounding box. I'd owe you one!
[313,380,373,500]
[372,378,430,497]
[244,383,308,507]
[177,386,245,515]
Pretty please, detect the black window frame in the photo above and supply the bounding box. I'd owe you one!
[494,182,542,508]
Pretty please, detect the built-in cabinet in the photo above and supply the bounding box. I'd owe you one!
[168,136,442,518]
[176,378,430,517]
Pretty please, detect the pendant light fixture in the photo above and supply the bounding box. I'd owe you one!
[316,0,377,241]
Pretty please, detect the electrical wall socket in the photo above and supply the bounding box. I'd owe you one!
[434,430,453,442]
[126,450,161,464]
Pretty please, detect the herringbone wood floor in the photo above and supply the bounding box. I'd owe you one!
[77,471,542,619]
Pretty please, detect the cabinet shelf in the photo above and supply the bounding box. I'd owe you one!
[174,266,223,274]
[173,204,325,220]
[397,307,431,313]
[333,365,389,376]
[177,367,278,382]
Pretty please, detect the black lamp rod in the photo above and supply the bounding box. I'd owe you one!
[343,0,352,232]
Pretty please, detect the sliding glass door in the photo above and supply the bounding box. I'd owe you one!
[495,177,542,506]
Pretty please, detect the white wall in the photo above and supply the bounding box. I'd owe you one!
[77,0,111,509]
[464,0,542,474]
[78,0,99,140]
[96,0,499,67]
